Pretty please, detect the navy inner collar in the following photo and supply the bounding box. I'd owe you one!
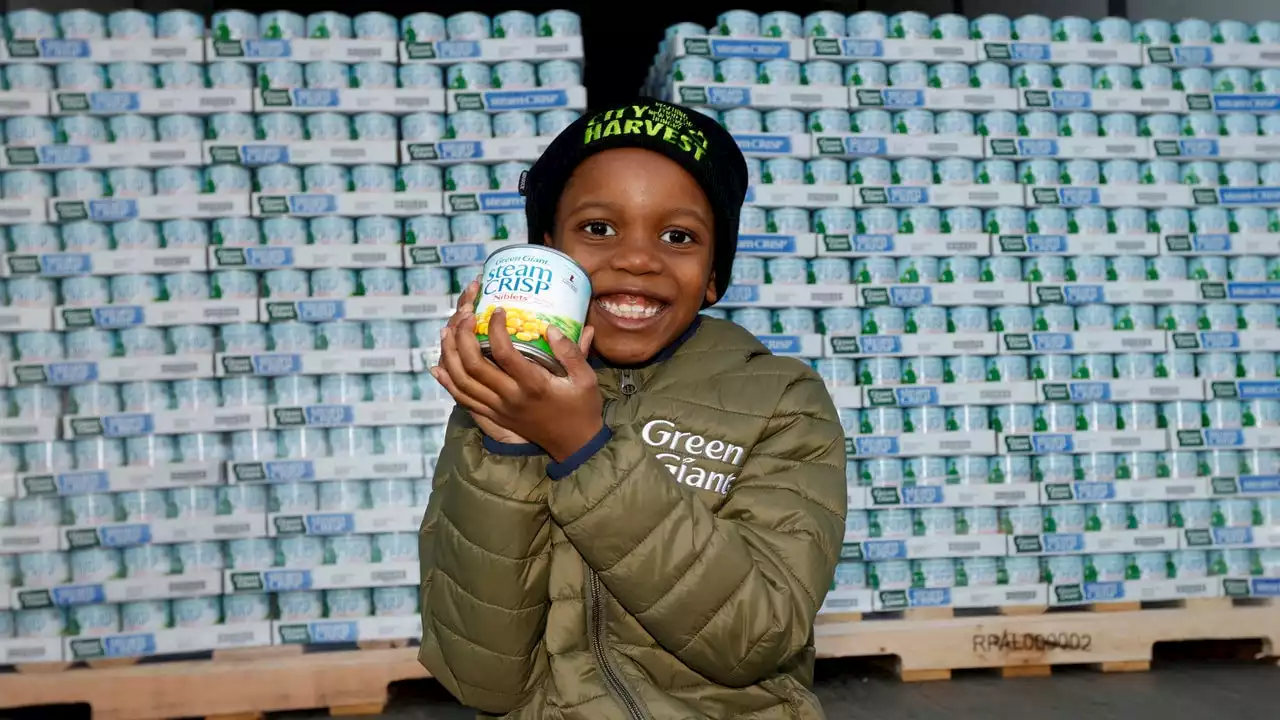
[588,315,703,370]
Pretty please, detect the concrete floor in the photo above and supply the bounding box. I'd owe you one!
[283,659,1280,720]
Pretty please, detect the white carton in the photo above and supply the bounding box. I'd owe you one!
[50,89,253,115]
[225,563,419,593]
[0,638,63,664]
[0,527,60,555]
[812,134,985,159]
[1207,379,1280,402]
[848,534,1008,561]
[827,387,863,410]
[999,331,1167,355]
[1170,330,1280,353]
[817,234,990,257]
[63,406,268,439]
[400,36,584,63]
[215,350,410,378]
[0,417,59,444]
[210,245,403,272]
[754,334,824,358]
[55,299,258,330]
[1049,579,1218,607]
[1040,478,1213,504]
[1145,44,1280,69]
[16,462,223,497]
[745,184,855,208]
[444,191,526,214]
[206,38,397,63]
[404,242,520,268]
[853,184,1024,208]
[1209,475,1280,498]
[0,307,53,331]
[249,192,441,218]
[858,282,1030,306]
[401,137,551,164]
[2,248,207,277]
[734,133,812,159]
[1030,280,1205,305]
[229,455,427,484]
[2,142,201,169]
[987,137,1154,161]
[808,37,978,63]
[262,296,453,323]
[992,234,1160,257]
[0,91,50,117]
[10,571,222,610]
[671,83,849,110]
[1223,577,1280,599]
[1170,427,1280,452]
[1154,137,1280,162]
[275,615,421,644]
[1026,185,1194,208]
[866,483,1040,509]
[826,333,997,357]
[999,430,1169,455]
[266,508,423,537]
[1161,233,1280,256]
[872,584,1049,612]
[736,234,820,258]
[254,88,445,114]
[717,283,859,309]
[5,38,202,63]
[60,515,267,550]
[818,588,876,615]
[0,475,14,499]
[203,141,398,166]
[852,87,1019,111]
[1019,88,1188,114]
[268,401,452,429]
[864,382,1039,407]
[0,199,48,224]
[447,86,587,113]
[10,355,214,385]
[1037,378,1205,404]
[1198,186,1280,207]
[1183,525,1280,550]
[846,432,997,458]
[1008,529,1181,556]
[1186,92,1280,114]
[978,41,1143,66]
[668,36,805,62]
[64,622,273,662]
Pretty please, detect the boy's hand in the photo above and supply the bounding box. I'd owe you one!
[433,282,604,461]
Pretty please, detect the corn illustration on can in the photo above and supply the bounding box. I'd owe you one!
[474,245,591,374]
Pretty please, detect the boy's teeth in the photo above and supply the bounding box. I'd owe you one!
[599,297,663,319]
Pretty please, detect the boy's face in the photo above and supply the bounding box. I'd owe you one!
[549,148,717,366]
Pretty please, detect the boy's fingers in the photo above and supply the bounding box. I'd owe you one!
[577,325,595,356]
[547,326,593,384]
[454,314,521,399]
[486,309,543,385]
[439,327,504,409]
[429,366,492,417]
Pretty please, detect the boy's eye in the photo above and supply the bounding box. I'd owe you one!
[582,221,616,237]
[661,229,694,245]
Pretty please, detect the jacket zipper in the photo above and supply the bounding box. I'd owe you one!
[586,367,646,720]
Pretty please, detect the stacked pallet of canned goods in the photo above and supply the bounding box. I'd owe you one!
[0,7,583,666]
[647,10,1280,616]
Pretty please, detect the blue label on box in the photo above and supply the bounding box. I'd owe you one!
[86,199,139,222]
[98,524,152,547]
[36,39,91,58]
[857,335,904,354]
[435,141,483,160]
[91,306,145,329]
[734,134,793,154]
[1073,482,1117,501]
[86,92,141,114]
[758,335,803,354]
[434,41,481,59]
[1030,333,1075,352]
[240,145,290,166]
[1192,234,1231,251]
[710,39,792,59]
[1026,235,1068,253]
[1213,94,1280,112]
[853,234,894,252]
[1251,578,1280,596]
[304,513,357,535]
[705,86,751,107]
[1171,47,1213,66]
[1049,91,1092,110]
[56,471,111,495]
[100,414,155,438]
[1211,527,1254,546]
[261,460,317,482]
[1009,43,1051,62]
[307,620,360,643]
[287,195,338,215]
[1015,139,1060,157]
[303,405,356,427]
[881,89,926,108]
[482,90,571,111]
[262,569,313,591]
[1218,188,1280,205]
[1202,429,1246,448]
[894,387,940,406]
[38,145,92,166]
[853,436,901,456]
[901,485,944,505]
[1083,582,1125,602]
[1066,382,1112,402]
[39,253,93,276]
[51,584,107,606]
[43,361,99,385]
[1062,285,1105,305]
[887,286,933,306]
[1056,187,1102,206]
[840,39,885,58]
[1237,381,1280,400]
[250,354,303,375]
[738,235,797,254]
[885,186,930,205]
[841,137,888,156]
[295,300,347,322]
[103,634,158,657]
[1031,434,1075,454]
[1226,282,1280,300]
[291,89,341,108]
[1199,332,1241,350]
[721,285,761,304]
[1239,475,1280,494]
[861,539,908,560]
[433,243,486,266]
[476,192,525,211]
[242,40,292,58]
[907,588,951,607]
[1042,533,1085,553]
[1177,139,1220,158]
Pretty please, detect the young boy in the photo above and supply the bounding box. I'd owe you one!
[420,99,847,719]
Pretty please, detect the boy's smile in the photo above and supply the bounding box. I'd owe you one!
[549,148,717,366]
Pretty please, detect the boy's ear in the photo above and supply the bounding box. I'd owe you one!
[543,230,554,247]
[704,270,718,304]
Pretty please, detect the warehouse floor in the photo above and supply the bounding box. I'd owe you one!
[284,658,1280,719]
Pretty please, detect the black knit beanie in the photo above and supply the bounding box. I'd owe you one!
[520,98,749,304]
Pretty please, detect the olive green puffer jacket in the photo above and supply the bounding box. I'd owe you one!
[418,317,847,719]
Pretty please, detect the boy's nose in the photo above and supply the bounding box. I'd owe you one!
[609,235,663,275]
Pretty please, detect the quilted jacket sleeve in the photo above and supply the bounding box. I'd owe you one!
[419,407,553,714]
[548,371,847,688]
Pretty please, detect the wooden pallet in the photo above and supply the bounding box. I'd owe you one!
[816,598,1280,682]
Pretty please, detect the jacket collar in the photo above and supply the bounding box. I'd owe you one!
[588,315,703,370]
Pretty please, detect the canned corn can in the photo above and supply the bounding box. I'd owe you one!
[850,109,890,134]
[306,113,352,142]
[1095,17,1133,44]
[812,208,855,235]
[1053,16,1093,42]
[400,13,446,42]
[106,62,156,91]
[7,9,58,40]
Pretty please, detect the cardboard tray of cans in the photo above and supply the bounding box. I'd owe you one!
[50,89,254,115]
[840,534,1009,561]
[445,86,587,113]
[807,37,978,63]
[1144,43,1280,69]
[992,234,1161,257]
[246,192,444,219]
[0,526,61,555]
[274,615,421,645]
[1,142,202,169]
[2,38,203,63]
[10,571,223,610]
[14,462,224,496]
[1048,579,1219,607]
[0,417,61,444]
[986,137,1155,161]
[400,137,552,164]
[755,334,825,358]
[977,40,1144,66]
[266,401,452,429]
[61,406,269,439]
[260,296,453,323]
[201,141,399,166]
[399,35,584,63]
[224,563,419,593]
[205,38,397,62]
[1016,88,1189,113]
[404,241,522,268]
[58,514,268,550]
[0,199,48,224]
[1008,529,1182,556]
[443,191,525,214]
[0,637,65,665]
[1,248,208,276]
[227,455,428,484]
[0,91,51,117]
[812,134,985,160]
[47,195,250,222]
[252,88,446,114]
[670,83,850,111]
[213,350,412,377]
[734,133,813,159]
[210,246,404,273]
[53,300,259,330]
[63,622,274,662]
[869,584,1051,612]
[860,482,1041,509]
[266,508,423,537]
[717,283,860,308]
[845,431,998,458]
[11,355,216,386]
[825,333,999,358]
[664,36,807,64]
[815,234,991,257]
[1155,137,1280,162]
